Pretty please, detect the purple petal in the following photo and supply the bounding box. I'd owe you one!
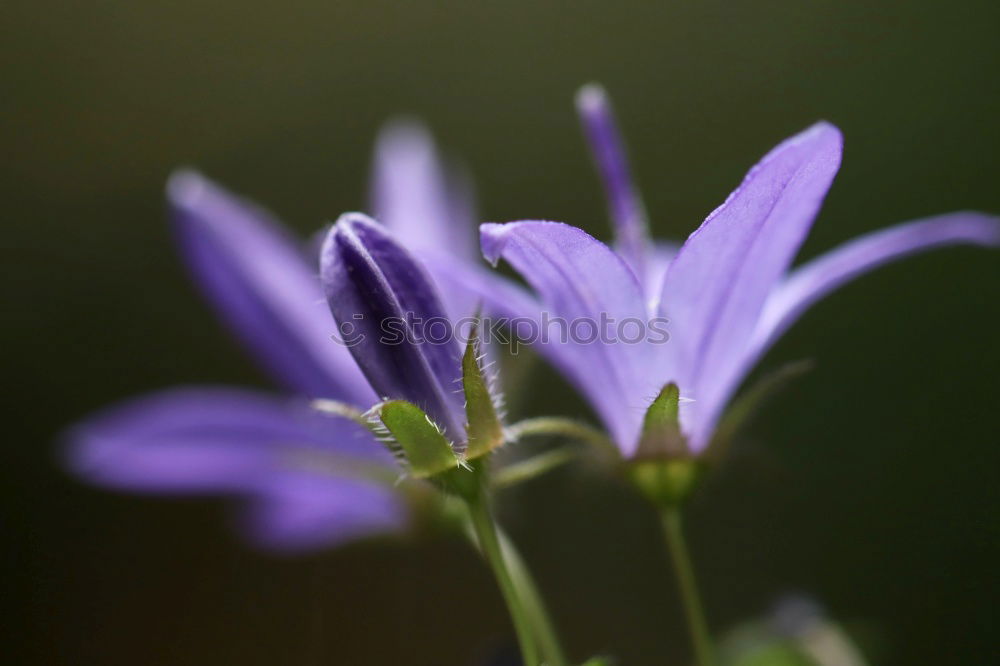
[169,172,375,405]
[321,214,466,440]
[481,221,658,452]
[576,84,649,275]
[64,387,396,493]
[643,241,680,312]
[371,120,476,262]
[419,248,543,322]
[659,123,843,447]
[243,474,406,552]
[752,211,1000,360]
[690,212,1000,451]
[64,388,405,550]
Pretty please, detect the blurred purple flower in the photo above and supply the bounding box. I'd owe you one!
[65,122,477,550]
[477,84,1000,456]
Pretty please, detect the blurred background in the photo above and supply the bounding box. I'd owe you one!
[3,1,999,664]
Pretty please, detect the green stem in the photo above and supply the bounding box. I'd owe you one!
[660,507,714,666]
[497,528,567,666]
[505,417,617,456]
[491,446,580,489]
[467,483,541,666]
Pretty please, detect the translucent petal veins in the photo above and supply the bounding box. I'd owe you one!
[475,118,998,459]
[660,122,843,449]
[480,221,658,452]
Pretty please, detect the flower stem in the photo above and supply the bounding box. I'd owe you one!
[660,506,713,666]
[496,528,567,666]
[491,446,580,489]
[506,417,617,456]
[467,482,541,666]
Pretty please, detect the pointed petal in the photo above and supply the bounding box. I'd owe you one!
[371,120,476,261]
[752,212,1000,354]
[659,122,843,444]
[64,388,405,551]
[742,210,1000,401]
[168,172,374,404]
[64,387,395,492]
[370,122,482,320]
[692,210,999,450]
[480,221,656,452]
[320,214,466,440]
[575,84,649,275]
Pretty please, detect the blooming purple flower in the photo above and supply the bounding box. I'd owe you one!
[65,122,477,550]
[476,85,1000,457]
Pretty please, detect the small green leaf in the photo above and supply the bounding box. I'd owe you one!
[462,319,505,459]
[707,360,814,462]
[635,382,688,459]
[377,400,459,478]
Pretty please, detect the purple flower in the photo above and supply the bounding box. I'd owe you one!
[65,122,476,551]
[477,84,1000,457]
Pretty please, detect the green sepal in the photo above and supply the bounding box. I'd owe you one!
[628,457,703,508]
[706,359,814,462]
[628,382,704,507]
[579,657,616,666]
[462,319,505,460]
[635,382,689,459]
[376,400,460,479]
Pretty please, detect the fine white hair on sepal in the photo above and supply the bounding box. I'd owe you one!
[424,413,445,436]
[364,402,406,464]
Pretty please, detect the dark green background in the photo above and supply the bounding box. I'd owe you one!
[3,1,998,664]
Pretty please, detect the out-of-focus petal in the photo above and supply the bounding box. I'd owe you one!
[64,387,405,550]
[481,221,657,453]
[575,84,649,276]
[751,211,1000,359]
[371,120,476,262]
[243,474,406,552]
[659,123,843,447]
[169,172,374,405]
[64,387,395,492]
[420,249,543,322]
[321,214,466,440]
